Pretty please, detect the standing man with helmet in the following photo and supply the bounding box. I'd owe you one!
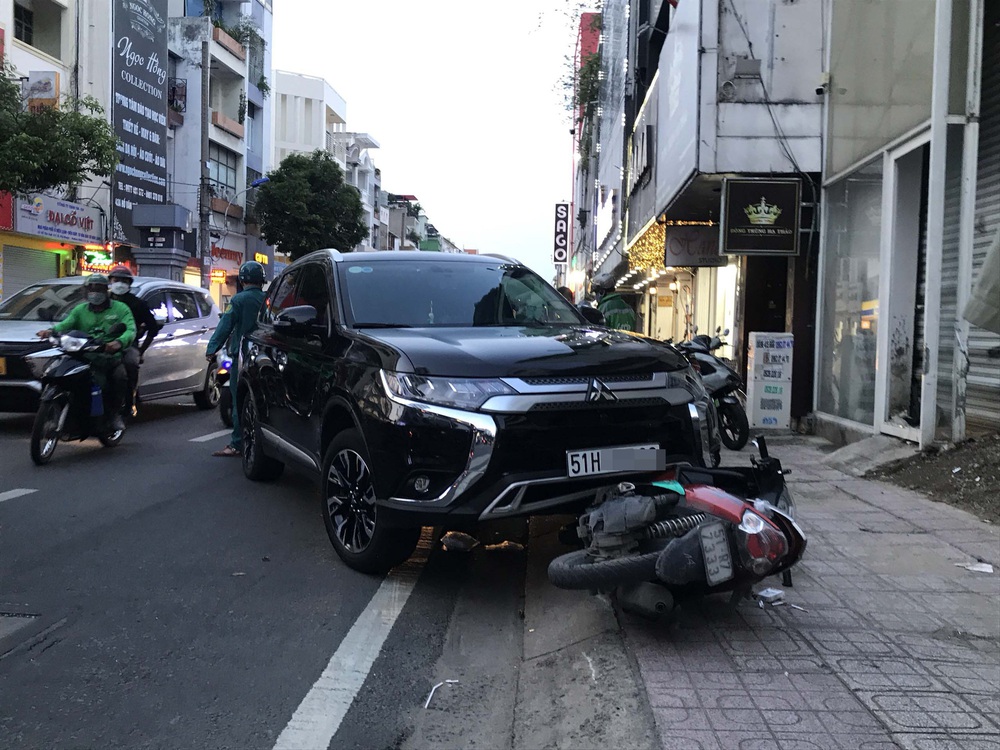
[36,274,136,432]
[108,265,162,416]
[205,260,267,457]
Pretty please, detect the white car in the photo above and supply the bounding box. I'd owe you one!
[0,276,222,413]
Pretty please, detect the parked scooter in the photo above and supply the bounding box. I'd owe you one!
[548,435,805,619]
[216,347,233,428]
[675,328,750,451]
[25,324,129,465]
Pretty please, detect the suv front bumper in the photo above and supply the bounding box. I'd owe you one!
[368,372,709,528]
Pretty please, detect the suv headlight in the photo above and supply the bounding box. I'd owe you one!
[381,370,515,411]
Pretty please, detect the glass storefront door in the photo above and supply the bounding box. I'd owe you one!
[818,161,884,425]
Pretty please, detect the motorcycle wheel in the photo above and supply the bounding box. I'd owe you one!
[30,400,63,465]
[547,549,661,590]
[219,387,233,428]
[718,402,750,451]
[99,426,124,448]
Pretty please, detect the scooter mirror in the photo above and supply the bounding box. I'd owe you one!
[723,328,730,336]
[108,322,127,337]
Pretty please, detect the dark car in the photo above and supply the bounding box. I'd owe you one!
[238,250,716,572]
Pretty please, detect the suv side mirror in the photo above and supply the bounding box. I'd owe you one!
[275,305,322,334]
[578,306,606,326]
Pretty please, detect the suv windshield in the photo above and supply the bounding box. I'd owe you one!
[338,260,584,328]
[0,283,84,322]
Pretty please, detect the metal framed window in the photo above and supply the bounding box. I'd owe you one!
[209,143,239,197]
[14,3,34,45]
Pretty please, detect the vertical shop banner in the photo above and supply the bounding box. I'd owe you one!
[721,179,801,256]
[112,0,169,246]
[553,204,569,264]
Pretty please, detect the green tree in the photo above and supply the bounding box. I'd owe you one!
[254,150,368,260]
[0,60,118,196]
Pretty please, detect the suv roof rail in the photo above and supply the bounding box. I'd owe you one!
[482,253,520,264]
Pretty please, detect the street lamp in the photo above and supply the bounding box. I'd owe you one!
[221,175,270,228]
[210,176,270,292]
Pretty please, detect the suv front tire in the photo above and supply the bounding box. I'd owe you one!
[321,429,420,573]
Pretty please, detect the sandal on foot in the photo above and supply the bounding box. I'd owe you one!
[212,446,240,457]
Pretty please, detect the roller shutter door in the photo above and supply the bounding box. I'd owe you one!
[1,246,59,301]
[966,5,1000,430]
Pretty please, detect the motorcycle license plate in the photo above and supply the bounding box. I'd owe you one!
[566,444,661,478]
[0,357,6,375]
[699,522,734,585]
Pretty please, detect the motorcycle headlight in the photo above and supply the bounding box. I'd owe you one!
[381,370,515,411]
[60,334,86,353]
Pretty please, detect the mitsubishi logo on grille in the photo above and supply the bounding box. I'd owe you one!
[585,378,618,403]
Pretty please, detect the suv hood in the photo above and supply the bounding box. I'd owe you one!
[360,325,689,378]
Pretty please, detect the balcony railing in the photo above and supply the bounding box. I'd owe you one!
[212,25,246,61]
[211,110,244,139]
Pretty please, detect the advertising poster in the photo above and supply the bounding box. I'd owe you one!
[111,0,169,246]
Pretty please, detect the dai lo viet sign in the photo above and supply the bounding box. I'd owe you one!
[721,179,801,256]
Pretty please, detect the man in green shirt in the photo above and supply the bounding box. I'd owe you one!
[205,261,267,457]
[37,274,136,432]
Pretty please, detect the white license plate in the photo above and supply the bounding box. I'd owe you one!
[699,522,734,585]
[566,443,662,478]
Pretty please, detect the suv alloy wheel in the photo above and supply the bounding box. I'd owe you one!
[241,393,285,481]
[321,429,420,573]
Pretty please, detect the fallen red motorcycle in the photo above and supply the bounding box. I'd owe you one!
[548,435,806,619]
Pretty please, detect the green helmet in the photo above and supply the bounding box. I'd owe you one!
[84,273,110,288]
[238,261,265,285]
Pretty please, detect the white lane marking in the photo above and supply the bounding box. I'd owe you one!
[189,430,231,443]
[273,538,431,750]
[0,488,39,503]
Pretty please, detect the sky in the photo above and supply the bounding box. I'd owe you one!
[270,0,583,282]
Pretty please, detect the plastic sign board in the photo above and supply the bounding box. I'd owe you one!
[721,179,801,256]
[553,203,569,264]
[746,332,793,429]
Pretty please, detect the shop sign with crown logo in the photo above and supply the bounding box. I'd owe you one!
[721,179,801,255]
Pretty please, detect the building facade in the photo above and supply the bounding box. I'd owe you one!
[162,0,275,305]
[0,0,119,298]
[272,70,382,252]
[585,0,825,423]
[814,0,998,446]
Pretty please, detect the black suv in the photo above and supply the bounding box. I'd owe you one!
[239,250,715,572]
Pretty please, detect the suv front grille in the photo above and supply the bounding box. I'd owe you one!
[486,402,698,476]
[519,374,655,386]
[527,397,666,412]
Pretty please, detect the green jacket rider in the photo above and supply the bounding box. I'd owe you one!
[38,273,136,431]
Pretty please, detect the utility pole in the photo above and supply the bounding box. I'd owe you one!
[199,40,212,290]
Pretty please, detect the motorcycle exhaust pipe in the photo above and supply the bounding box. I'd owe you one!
[617,582,674,620]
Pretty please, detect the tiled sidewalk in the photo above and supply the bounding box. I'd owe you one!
[623,435,1000,750]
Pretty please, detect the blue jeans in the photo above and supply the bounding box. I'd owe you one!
[229,368,241,450]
